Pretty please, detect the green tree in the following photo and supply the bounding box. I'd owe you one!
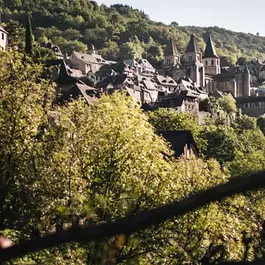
[119,36,144,60]
[25,13,33,56]
[199,126,240,163]
[218,94,237,114]
[148,108,199,135]
[257,115,265,135]
[233,114,257,131]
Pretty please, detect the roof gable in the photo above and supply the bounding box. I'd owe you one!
[203,35,219,58]
[186,34,199,53]
[158,130,199,158]
[0,24,8,34]
[165,39,179,56]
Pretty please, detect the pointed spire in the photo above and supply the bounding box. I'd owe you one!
[186,34,199,53]
[203,35,219,58]
[165,39,179,56]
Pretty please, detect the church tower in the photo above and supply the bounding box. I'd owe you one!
[185,34,205,87]
[163,39,180,67]
[203,35,220,76]
[243,66,250,97]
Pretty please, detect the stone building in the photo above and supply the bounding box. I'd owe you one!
[158,131,199,159]
[0,24,8,51]
[237,96,265,117]
[185,34,205,88]
[162,34,251,98]
[69,45,115,75]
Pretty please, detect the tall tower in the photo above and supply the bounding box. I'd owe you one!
[203,35,220,76]
[243,66,250,97]
[163,39,180,67]
[185,34,205,87]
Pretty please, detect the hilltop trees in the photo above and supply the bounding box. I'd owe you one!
[2,1,265,65]
[25,13,33,56]
[2,51,265,264]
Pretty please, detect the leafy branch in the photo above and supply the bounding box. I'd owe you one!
[1,171,265,263]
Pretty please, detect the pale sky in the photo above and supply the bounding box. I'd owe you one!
[99,0,265,36]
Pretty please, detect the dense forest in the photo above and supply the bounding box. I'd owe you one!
[2,50,265,264]
[3,1,265,264]
[1,0,265,66]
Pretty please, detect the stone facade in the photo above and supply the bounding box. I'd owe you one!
[0,25,8,51]
[162,34,251,98]
[237,96,265,117]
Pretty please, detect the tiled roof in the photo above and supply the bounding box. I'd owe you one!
[72,51,98,64]
[186,34,199,53]
[0,24,8,34]
[203,35,219,58]
[60,81,97,105]
[165,39,179,56]
[158,130,199,158]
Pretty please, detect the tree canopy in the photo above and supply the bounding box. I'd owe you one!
[1,1,265,65]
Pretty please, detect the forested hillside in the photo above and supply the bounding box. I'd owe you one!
[1,0,265,66]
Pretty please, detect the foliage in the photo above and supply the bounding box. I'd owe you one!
[148,108,199,134]
[2,1,265,65]
[217,94,237,114]
[25,12,33,56]
[2,51,265,264]
[233,114,257,131]
[199,126,240,163]
[257,115,265,135]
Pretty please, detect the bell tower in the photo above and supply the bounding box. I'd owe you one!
[185,34,205,87]
[163,39,180,67]
[203,35,220,76]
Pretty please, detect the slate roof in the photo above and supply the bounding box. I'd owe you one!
[236,96,265,104]
[0,24,8,34]
[72,51,98,64]
[203,35,219,58]
[59,81,97,105]
[165,39,179,56]
[156,75,177,86]
[186,34,199,53]
[56,61,78,85]
[158,130,199,158]
[139,58,156,71]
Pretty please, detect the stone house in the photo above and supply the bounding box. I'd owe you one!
[158,130,199,159]
[0,24,8,51]
[159,90,199,116]
[69,47,115,75]
[237,96,265,117]
[162,34,251,98]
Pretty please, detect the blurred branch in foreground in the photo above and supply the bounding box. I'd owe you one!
[1,171,265,264]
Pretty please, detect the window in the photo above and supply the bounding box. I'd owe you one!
[189,56,192,62]
[205,60,208,66]
[2,33,4,40]
[212,60,214,66]
[166,58,171,65]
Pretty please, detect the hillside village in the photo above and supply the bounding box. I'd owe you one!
[4,2,265,263]
[2,19,265,119]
